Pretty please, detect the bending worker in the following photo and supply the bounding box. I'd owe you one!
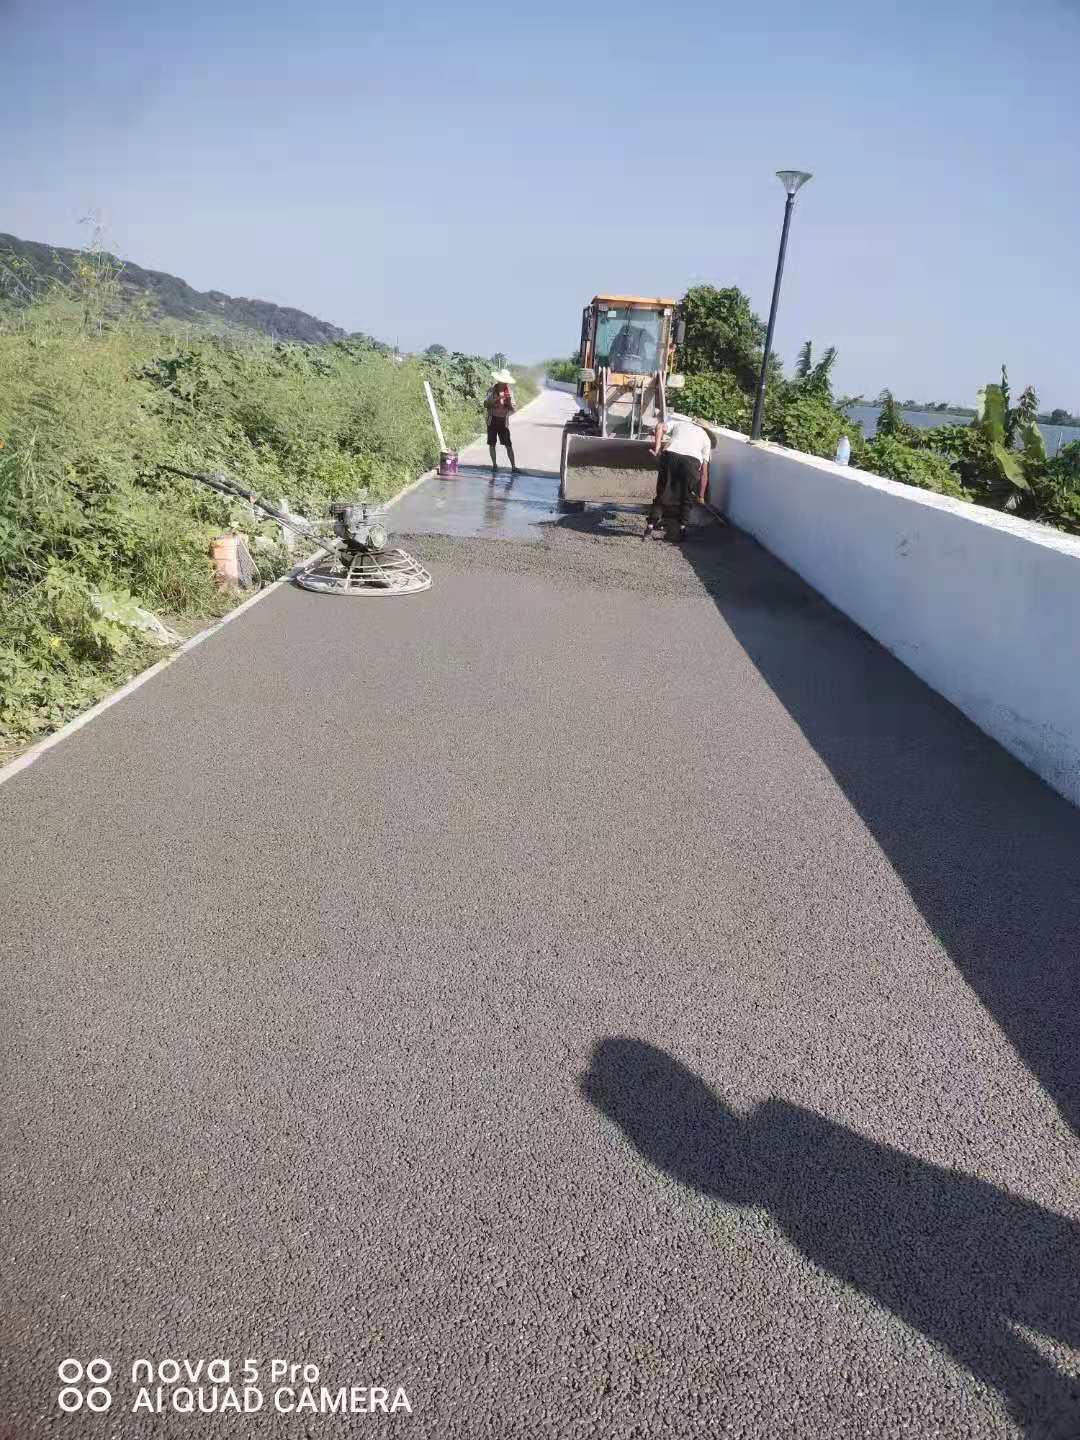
[484,368,519,476]
[645,415,712,541]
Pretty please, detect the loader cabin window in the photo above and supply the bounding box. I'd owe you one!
[594,306,666,376]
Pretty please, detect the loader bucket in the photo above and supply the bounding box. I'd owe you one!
[559,432,659,509]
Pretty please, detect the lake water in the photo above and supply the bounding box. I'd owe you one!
[847,404,1080,458]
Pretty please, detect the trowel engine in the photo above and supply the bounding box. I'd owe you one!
[330,502,390,557]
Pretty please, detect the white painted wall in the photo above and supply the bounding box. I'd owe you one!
[702,426,1080,808]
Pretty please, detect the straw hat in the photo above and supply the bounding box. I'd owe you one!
[490,368,516,385]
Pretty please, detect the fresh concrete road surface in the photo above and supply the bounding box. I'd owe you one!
[2,388,1078,1438]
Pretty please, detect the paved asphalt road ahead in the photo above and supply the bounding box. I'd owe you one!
[2,390,1079,1438]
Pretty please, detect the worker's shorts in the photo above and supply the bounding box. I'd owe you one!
[487,416,512,447]
[649,452,698,525]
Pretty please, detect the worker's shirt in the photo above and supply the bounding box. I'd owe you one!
[484,387,515,420]
[661,420,711,465]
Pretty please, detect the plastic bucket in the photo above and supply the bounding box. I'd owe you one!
[438,450,459,477]
[211,534,239,587]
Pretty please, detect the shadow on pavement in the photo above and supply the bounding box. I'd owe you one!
[680,527,1080,1140]
[551,505,650,540]
[581,1038,1080,1438]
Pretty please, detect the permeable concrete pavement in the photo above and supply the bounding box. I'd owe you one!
[1,387,1078,1438]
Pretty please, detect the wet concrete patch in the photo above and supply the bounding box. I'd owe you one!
[388,467,560,543]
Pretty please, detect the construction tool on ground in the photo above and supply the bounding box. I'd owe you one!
[162,465,432,597]
[424,380,459,477]
[560,294,688,510]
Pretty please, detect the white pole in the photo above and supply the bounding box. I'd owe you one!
[423,381,448,453]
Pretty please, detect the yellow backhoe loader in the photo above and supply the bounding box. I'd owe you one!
[560,294,686,509]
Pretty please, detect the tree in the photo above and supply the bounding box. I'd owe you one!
[876,389,918,441]
[794,340,838,395]
[1046,408,1076,427]
[424,343,447,358]
[679,285,772,393]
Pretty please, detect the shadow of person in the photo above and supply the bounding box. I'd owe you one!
[678,529,1080,1139]
[581,1038,1080,1438]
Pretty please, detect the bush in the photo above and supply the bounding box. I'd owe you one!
[546,357,579,384]
[0,297,500,747]
[860,434,968,499]
[678,372,751,432]
[763,385,856,460]
[1049,439,1080,490]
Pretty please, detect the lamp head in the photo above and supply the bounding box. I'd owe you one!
[777,170,812,197]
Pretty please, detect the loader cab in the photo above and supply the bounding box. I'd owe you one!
[576,295,680,437]
[578,296,678,383]
[593,304,666,376]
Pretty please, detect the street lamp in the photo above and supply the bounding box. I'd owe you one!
[749,169,812,441]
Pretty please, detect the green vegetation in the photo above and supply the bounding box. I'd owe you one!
[0,253,525,751]
[679,285,780,394]
[546,356,580,384]
[674,286,1080,535]
[679,372,750,432]
[0,231,350,344]
[860,434,967,499]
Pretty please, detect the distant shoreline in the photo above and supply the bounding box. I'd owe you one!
[846,402,1080,456]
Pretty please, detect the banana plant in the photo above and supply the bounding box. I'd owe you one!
[972,365,1045,510]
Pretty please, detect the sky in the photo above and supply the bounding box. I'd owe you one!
[2,0,1078,407]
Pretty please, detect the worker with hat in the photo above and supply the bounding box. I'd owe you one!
[484,369,519,476]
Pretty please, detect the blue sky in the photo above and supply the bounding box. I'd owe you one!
[3,0,1078,406]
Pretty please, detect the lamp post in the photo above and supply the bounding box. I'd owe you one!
[750,169,812,441]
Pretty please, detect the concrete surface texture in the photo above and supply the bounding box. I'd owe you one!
[1,388,1078,1438]
[707,426,1080,809]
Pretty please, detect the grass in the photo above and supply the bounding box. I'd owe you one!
[0,271,535,753]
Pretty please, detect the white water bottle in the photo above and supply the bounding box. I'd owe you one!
[834,434,851,466]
